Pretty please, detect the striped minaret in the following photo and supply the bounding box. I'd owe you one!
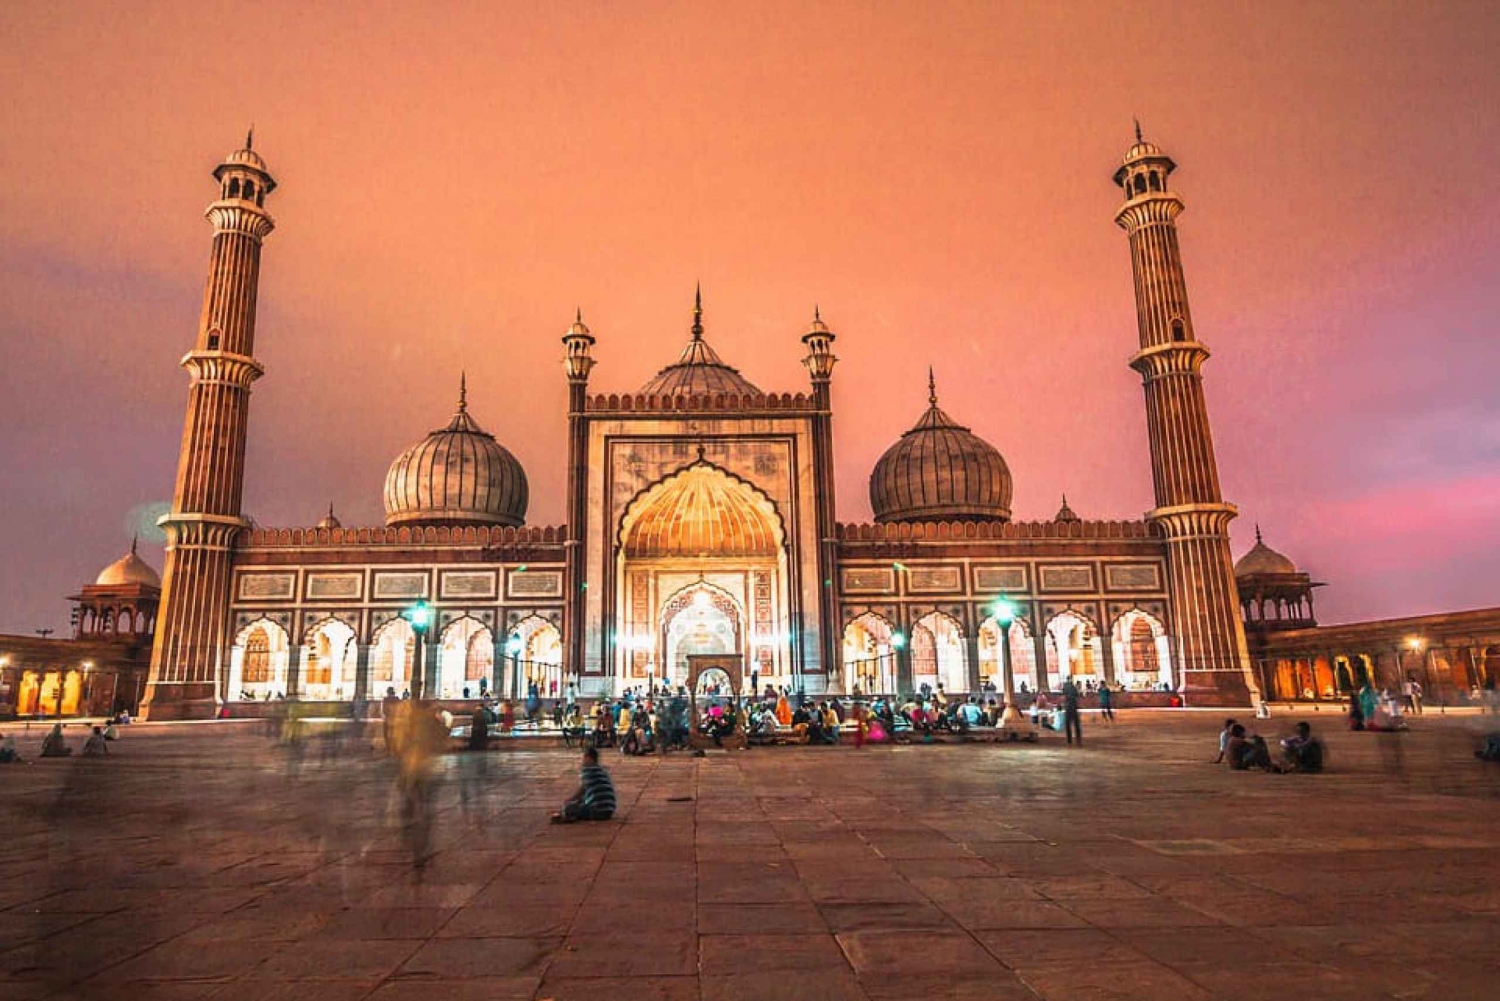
[1114,126,1258,706]
[140,133,276,719]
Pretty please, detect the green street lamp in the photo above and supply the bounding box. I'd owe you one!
[404,600,432,700]
[991,598,1035,739]
[506,632,523,700]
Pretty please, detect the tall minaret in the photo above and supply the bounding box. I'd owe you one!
[140,134,277,719]
[802,307,839,689]
[561,308,597,696]
[1114,126,1258,706]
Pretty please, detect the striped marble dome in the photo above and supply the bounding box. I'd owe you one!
[869,373,1012,524]
[383,378,528,528]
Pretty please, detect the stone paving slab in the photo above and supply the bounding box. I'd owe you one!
[3,711,1499,999]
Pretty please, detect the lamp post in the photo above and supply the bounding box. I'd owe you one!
[404,600,431,700]
[506,633,523,700]
[992,600,1036,738]
[890,631,906,698]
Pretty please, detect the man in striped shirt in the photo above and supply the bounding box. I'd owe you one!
[553,746,616,823]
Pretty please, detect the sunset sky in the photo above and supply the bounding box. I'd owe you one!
[1,1,1497,633]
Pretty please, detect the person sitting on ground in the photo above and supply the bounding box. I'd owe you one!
[1226,724,1272,771]
[821,701,841,743]
[552,746,617,823]
[1279,721,1324,773]
[40,724,72,758]
[592,706,616,748]
[1224,723,1250,769]
[82,725,109,757]
[1213,718,1237,763]
[0,734,21,763]
[102,721,120,741]
[791,701,812,742]
[806,704,825,744]
[960,698,984,731]
[468,707,490,753]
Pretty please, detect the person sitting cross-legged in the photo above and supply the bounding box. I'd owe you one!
[552,746,617,823]
[1279,721,1324,773]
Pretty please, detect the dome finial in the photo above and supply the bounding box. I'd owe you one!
[576,306,582,324]
[814,303,821,322]
[1133,117,1142,143]
[245,124,254,150]
[1255,523,1263,544]
[130,534,139,555]
[458,370,468,413]
[927,366,938,407]
[691,282,704,341]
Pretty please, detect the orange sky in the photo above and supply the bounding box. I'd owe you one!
[2,0,1497,631]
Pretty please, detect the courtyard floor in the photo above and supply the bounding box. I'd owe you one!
[4,710,1500,1000]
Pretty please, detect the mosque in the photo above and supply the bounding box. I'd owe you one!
[2,129,1495,721]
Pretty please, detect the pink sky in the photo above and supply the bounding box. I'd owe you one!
[1,1,1497,632]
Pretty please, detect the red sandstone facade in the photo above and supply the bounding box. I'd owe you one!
[134,131,1277,718]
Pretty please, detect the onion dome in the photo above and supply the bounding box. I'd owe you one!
[95,537,161,588]
[317,503,342,530]
[639,286,761,397]
[869,370,1013,523]
[1235,526,1298,577]
[383,375,528,527]
[1054,495,1080,523]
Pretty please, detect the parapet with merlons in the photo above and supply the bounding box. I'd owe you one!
[583,391,818,414]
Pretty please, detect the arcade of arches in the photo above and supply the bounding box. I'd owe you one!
[838,607,1175,696]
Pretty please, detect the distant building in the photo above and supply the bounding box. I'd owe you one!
[1236,529,1500,704]
[0,540,158,718]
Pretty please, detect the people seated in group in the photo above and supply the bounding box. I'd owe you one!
[39,724,72,758]
[1279,721,1324,773]
[750,705,780,742]
[552,746,616,823]
[82,726,109,757]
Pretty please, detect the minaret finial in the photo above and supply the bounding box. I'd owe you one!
[1133,117,1142,143]
[458,371,468,412]
[1255,523,1263,544]
[576,306,582,324]
[814,303,821,322]
[691,282,704,341]
[927,366,937,407]
[246,124,254,150]
[327,501,335,520]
